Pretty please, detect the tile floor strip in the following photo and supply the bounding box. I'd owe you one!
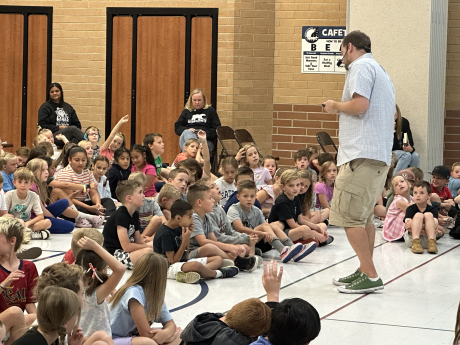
[325,318,454,332]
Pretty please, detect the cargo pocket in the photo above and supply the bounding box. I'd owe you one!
[333,183,367,220]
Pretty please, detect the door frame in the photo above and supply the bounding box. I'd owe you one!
[0,5,53,146]
[105,7,218,146]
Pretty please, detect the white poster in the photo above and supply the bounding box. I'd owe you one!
[301,26,346,74]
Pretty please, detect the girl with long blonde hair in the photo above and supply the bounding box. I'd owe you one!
[110,253,180,344]
[174,88,221,152]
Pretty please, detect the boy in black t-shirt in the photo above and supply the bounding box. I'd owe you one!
[404,180,439,254]
[153,199,238,283]
[103,180,153,269]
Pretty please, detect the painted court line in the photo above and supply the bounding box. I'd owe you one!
[32,253,65,262]
[170,281,209,313]
[325,318,454,333]
[320,243,460,320]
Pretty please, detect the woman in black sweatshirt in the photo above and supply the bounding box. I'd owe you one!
[37,82,85,146]
[393,104,420,175]
[174,88,221,151]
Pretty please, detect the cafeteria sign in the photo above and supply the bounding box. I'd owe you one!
[301,26,346,74]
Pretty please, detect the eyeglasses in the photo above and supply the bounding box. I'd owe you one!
[87,132,99,136]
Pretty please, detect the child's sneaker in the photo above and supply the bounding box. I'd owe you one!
[75,218,92,228]
[88,215,105,228]
[333,268,361,286]
[319,236,334,247]
[30,230,50,240]
[17,247,42,260]
[234,256,257,271]
[255,248,263,257]
[293,242,317,262]
[220,259,235,269]
[280,243,303,263]
[337,273,384,294]
[411,238,424,254]
[176,271,201,284]
[255,255,263,267]
[220,266,239,278]
[427,239,438,254]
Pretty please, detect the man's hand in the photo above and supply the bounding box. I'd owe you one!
[323,100,338,114]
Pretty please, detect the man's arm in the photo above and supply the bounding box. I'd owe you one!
[324,93,369,116]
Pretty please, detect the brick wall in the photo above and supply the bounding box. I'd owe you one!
[444,0,460,167]
[272,104,338,167]
[271,0,346,168]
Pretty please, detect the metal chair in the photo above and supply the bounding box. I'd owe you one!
[316,131,338,156]
[234,128,279,160]
[216,126,239,168]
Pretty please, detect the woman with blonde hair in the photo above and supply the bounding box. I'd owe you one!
[110,252,181,345]
[392,104,420,175]
[174,88,221,152]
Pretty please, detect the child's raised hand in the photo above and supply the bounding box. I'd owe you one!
[77,236,99,251]
[197,130,207,141]
[262,260,283,302]
[118,115,129,124]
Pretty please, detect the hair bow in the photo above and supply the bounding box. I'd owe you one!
[86,263,104,283]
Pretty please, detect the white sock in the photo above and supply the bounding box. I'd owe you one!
[77,212,94,221]
[368,276,380,282]
[70,204,78,210]
[214,270,223,278]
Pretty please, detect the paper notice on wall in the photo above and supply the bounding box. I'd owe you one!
[301,26,346,74]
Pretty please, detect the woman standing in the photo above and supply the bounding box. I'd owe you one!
[393,104,420,175]
[174,88,221,152]
[38,82,85,146]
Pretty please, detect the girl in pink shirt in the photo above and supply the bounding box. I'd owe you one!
[383,175,413,241]
[237,144,272,187]
[130,144,157,197]
[100,115,129,165]
[314,161,337,209]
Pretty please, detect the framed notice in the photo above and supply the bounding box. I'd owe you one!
[301,26,346,74]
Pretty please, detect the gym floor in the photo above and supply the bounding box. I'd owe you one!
[31,226,459,345]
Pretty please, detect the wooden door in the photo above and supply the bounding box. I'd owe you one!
[106,8,218,165]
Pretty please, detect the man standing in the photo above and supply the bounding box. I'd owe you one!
[324,31,395,294]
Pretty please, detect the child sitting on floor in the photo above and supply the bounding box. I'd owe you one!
[314,161,337,210]
[107,147,131,200]
[128,172,166,239]
[156,184,181,220]
[404,180,439,254]
[256,168,285,217]
[143,132,172,179]
[237,144,272,187]
[62,227,104,264]
[215,157,238,207]
[1,153,18,192]
[102,180,153,269]
[223,167,262,213]
[262,156,278,181]
[165,168,189,201]
[0,218,38,326]
[173,138,202,167]
[130,144,157,197]
[84,126,101,159]
[100,115,129,165]
[5,167,51,239]
[188,183,258,272]
[109,253,180,345]
[228,180,311,263]
[153,199,238,283]
[15,147,30,168]
[196,178,260,261]
[268,170,316,249]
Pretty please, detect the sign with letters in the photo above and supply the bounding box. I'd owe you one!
[301,26,346,74]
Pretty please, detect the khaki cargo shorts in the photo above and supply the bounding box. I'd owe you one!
[330,158,389,228]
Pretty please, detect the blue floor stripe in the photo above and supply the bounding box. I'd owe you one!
[32,253,65,262]
[42,250,67,253]
[169,281,209,313]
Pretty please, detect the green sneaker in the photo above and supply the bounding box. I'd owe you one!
[332,268,361,286]
[176,271,201,284]
[337,273,384,294]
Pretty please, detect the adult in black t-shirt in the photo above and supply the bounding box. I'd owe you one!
[38,82,85,146]
[103,205,141,255]
[174,88,221,151]
[268,193,302,229]
[153,223,187,263]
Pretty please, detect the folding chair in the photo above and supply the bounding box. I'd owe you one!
[234,128,279,160]
[216,126,239,168]
[316,131,338,157]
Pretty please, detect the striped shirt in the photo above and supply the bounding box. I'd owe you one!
[55,165,96,201]
[337,53,395,166]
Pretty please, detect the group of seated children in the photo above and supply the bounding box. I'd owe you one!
[0,207,321,345]
[383,163,460,253]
